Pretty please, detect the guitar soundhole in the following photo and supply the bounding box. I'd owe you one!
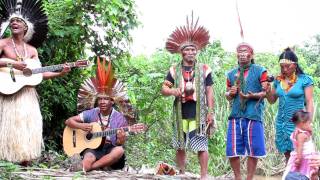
[86,133,93,140]
[22,68,32,77]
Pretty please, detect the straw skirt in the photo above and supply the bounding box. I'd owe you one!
[0,87,43,162]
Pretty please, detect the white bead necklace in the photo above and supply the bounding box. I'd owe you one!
[12,38,28,61]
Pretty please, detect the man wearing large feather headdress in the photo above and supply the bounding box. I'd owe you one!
[0,0,70,164]
[65,58,133,172]
[161,13,215,180]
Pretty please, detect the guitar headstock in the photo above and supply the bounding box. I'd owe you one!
[128,123,147,134]
[75,60,90,68]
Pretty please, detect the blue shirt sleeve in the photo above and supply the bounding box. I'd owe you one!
[81,108,98,123]
[302,75,313,89]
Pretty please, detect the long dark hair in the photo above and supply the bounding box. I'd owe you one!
[279,47,304,74]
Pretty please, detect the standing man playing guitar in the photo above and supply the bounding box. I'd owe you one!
[0,0,70,165]
[0,19,70,79]
[65,58,130,172]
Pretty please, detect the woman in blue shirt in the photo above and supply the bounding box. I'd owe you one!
[265,48,314,162]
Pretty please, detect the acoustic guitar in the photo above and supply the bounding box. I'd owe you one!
[63,122,146,157]
[0,58,89,95]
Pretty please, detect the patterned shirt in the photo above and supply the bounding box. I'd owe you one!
[165,65,213,119]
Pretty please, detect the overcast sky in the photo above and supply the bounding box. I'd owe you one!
[130,0,320,55]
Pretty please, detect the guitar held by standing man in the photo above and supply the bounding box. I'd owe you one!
[0,0,71,165]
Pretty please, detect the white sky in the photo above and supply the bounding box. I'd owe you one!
[130,0,320,55]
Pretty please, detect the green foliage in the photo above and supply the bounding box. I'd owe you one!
[39,0,87,149]
[76,0,139,57]
[299,35,320,77]
[115,51,177,168]
[0,161,20,179]
[297,36,320,92]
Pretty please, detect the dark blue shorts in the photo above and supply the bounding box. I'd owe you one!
[226,118,266,157]
[82,143,125,170]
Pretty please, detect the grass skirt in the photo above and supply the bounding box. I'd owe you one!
[0,87,43,162]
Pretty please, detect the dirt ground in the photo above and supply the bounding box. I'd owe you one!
[253,175,281,180]
[213,175,282,180]
[11,168,284,180]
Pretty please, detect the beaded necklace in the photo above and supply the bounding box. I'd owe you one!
[182,66,194,95]
[12,38,27,61]
[277,73,297,92]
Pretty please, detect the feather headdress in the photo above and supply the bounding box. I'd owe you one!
[0,0,48,48]
[165,12,210,54]
[77,57,136,123]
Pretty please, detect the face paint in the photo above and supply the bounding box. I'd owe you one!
[237,46,252,66]
[181,45,197,65]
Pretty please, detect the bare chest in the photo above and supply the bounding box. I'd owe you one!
[1,44,33,60]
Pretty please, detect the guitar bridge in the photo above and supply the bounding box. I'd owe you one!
[72,130,76,147]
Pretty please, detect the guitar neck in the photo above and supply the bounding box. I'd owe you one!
[32,62,77,74]
[92,127,129,138]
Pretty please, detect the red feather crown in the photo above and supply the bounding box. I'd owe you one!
[77,57,136,124]
[165,12,210,54]
[94,57,115,96]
